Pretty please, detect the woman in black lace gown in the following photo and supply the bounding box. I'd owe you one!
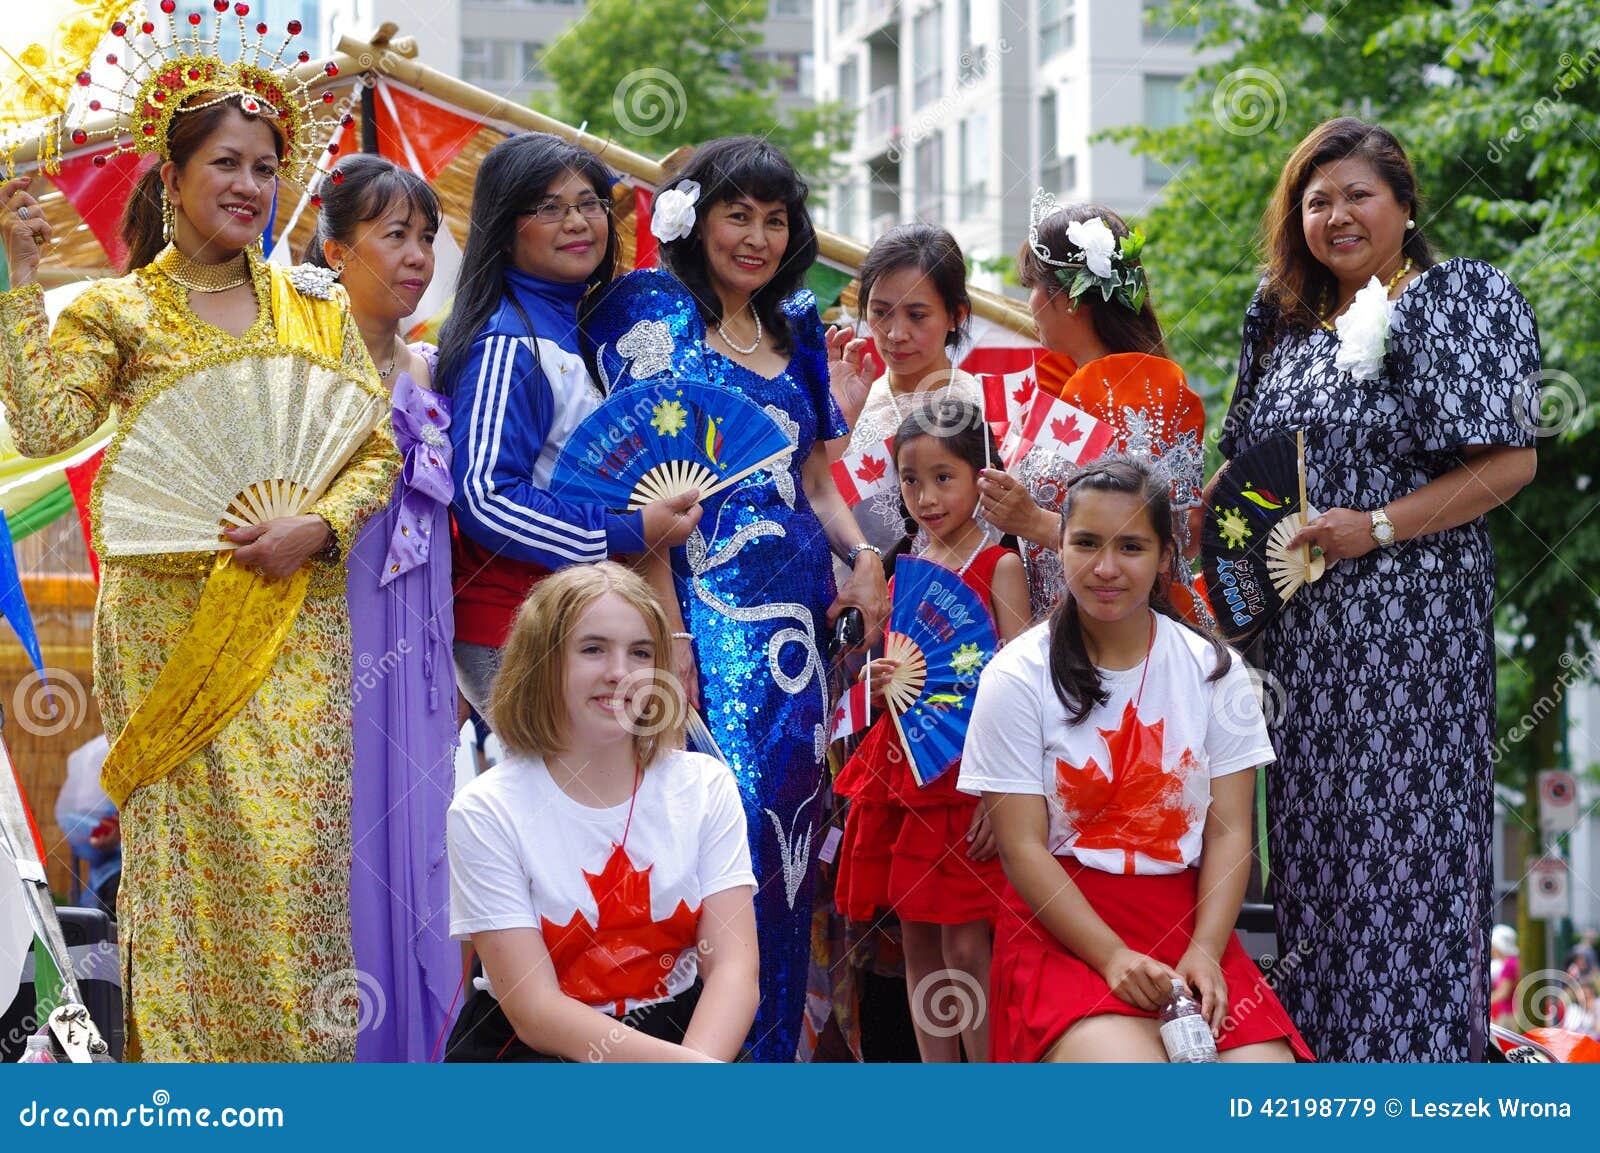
[1219,118,1540,1062]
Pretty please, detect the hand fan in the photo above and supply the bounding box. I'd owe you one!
[94,347,386,557]
[550,382,794,510]
[879,557,999,787]
[1201,430,1326,645]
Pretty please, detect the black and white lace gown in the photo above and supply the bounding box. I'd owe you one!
[1221,257,1541,1062]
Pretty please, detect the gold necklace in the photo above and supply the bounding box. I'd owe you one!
[1319,257,1413,331]
[156,243,251,293]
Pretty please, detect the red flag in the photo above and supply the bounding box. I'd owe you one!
[829,681,871,745]
[49,148,155,270]
[371,82,482,182]
[1003,392,1115,469]
[829,436,897,506]
[633,186,658,269]
[64,449,105,582]
[982,367,1037,436]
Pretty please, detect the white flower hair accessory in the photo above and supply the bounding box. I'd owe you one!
[1028,188,1149,313]
[650,180,702,243]
[1332,277,1396,381]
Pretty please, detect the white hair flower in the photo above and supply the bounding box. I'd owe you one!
[1065,217,1118,280]
[650,180,701,243]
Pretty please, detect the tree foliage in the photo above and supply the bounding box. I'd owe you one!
[1119,0,1600,966]
[537,0,853,186]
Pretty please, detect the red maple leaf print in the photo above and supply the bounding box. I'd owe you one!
[539,843,701,1014]
[1051,413,1083,447]
[1053,700,1196,872]
[855,454,888,484]
[1012,375,1035,406]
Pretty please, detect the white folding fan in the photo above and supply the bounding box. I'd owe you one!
[94,347,386,557]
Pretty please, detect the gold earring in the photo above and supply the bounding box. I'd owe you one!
[161,189,175,243]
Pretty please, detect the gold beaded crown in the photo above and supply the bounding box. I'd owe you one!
[69,1,345,185]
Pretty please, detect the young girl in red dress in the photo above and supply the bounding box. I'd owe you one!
[961,457,1313,1063]
[834,398,1031,1062]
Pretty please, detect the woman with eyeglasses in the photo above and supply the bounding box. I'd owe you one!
[438,133,702,716]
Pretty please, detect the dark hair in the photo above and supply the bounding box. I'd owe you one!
[858,223,972,350]
[302,153,441,267]
[1017,202,1170,359]
[437,132,618,394]
[1048,456,1229,723]
[656,136,818,355]
[120,95,288,272]
[1262,117,1437,331]
[884,398,1000,568]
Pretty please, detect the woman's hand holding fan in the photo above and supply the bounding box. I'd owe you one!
[1286,507,1380,564]
[224,515,334,580]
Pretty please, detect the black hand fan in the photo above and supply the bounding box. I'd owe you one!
[1201,431,1326,646]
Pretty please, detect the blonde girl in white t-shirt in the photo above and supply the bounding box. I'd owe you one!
[444,562,759,1062]
[961,457,1313,1063]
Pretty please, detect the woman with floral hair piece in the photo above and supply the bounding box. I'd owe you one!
[978,192,1207,625]
[0,13,398,1061]
[1218,117,1538,1062]
[585,137,886,1062]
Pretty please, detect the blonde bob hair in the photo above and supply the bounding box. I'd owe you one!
[489,561,685,765]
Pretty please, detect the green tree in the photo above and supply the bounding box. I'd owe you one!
[537,0,854,186]
[1118,0,1600,982]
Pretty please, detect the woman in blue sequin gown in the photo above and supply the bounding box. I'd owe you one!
[586,138,887,1061]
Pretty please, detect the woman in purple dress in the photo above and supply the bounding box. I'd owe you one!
[306,154,459,1061]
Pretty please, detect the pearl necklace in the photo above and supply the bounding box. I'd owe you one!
[156,243,251,293]
[717,308,762,355]
[919,525,990,575]
[1320,257,1413,331]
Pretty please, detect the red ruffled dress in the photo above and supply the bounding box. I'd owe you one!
[833,545,1010,926]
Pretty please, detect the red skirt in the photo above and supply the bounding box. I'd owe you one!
[990,858,1315,1063]
[834,722,1003,925]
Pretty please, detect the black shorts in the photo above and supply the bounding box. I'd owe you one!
[444,981,704,1063]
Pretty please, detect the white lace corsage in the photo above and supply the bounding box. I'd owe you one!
[650,180,701,243]
[1332,276,1396,381]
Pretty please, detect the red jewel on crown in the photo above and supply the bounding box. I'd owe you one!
[142,21,155,34]
[327,142,339,155]
[71,129,87,145]
[188,12,202,25]
[297,51,310,63]
[111,21,127,36]
[236,3,250,15]
[76,71,91,86]
[325,62,338,76]
[257,22,268,35]
[330,170,344,184]
[213,0,229,12]
[159,0,175,12]
[88,99,102,111]
[321,91,335,104]
[287,19,302,34]
[92,155,107,168]
[240,96,262,114]
[105,54,118,66]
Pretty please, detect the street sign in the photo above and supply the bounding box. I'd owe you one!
[1537,769,1579,833]
[1526,857,1571,920]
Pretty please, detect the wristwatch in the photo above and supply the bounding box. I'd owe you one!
[1369,508,1396,547]
[846,542,883,567]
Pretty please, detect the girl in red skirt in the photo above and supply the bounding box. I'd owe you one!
[962,456,1313,1062]
[835,398,1031,1061]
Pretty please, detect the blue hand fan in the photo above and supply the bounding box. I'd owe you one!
[550,382,794,510]
[881,557,999,787]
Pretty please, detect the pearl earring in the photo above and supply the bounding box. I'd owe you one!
[1406,219,1416,230]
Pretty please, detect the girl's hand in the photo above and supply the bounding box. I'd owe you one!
[1,177,52,286]
[1175,944,1229,1038]
[672,636,702,712]
[977,468,1056,545]
[641,490,702,550]
[965,805,998,861]
[1286,506,1372,564]
[1100,947,1182,1012]
[857,656,901,702]
[829,552,888,648]
[225,515,332,579]
[826,324,877,428]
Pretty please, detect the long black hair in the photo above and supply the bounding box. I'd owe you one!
[302,153,441,267]
[656,136,818,355]
[436,132,619,393]
[884,398,1003,570]
[859,222,972,350]
[1049,456,1229,723]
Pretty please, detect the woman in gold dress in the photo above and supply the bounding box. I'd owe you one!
[0,33,397,1059]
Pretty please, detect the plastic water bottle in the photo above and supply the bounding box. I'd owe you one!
[17,1034,56,1063]
[1159,978,1218,1063]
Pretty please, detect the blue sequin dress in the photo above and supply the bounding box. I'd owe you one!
[586,270,847,1062]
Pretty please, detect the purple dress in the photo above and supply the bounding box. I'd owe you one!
[348,344,460,1061]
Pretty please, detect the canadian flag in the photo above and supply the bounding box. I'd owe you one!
[1002,392,1116,469]
[829,681,872,745]
[982,367,1038,439]
[829,436,898,507]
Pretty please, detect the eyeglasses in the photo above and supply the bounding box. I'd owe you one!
[518,197,612,225]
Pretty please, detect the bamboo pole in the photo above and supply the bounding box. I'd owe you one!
[335,31,1039,339]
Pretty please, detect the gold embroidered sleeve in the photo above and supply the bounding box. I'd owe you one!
[309,312,399,560]
[0,282,118,456]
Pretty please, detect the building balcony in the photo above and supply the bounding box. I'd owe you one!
[861,83,899,157]
[860,0,899,45]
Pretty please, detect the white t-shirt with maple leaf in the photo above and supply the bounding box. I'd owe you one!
[448,749,756,1012]
[958,614,1274,876]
